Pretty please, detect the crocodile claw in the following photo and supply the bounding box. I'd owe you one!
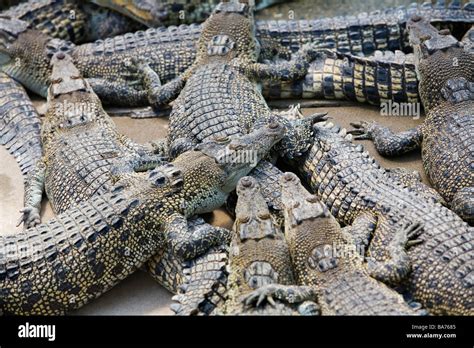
[242,285,278,307]
[403,221,424,248]
[17,207,41,229]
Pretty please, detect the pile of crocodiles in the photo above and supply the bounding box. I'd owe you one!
[0,0,472,316]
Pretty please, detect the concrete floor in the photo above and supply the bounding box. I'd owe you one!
[0,100,426,315]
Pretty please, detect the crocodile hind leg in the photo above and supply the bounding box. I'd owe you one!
[240,43,320,81]
[242,284,319,312]
[165,214,232,261]
[87,77,149,106]
[18,159,46,228]
[147,217,230,294]
[366,217,424,285]
[348,121,423,157]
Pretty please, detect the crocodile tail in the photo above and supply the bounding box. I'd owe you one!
[0,72,42,179]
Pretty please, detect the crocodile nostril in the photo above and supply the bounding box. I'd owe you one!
[306,195,319,203]
[240,177,253,188]
[258,212,271,220]
[439,29,450,36]
[411,15,422,22]
[56,52,65,59]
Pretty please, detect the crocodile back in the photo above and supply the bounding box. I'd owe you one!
[168,63,270,147]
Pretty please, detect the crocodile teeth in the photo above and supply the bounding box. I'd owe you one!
[338,128,347,136]
[345,134,353,141]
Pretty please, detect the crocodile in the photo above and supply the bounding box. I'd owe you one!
[90,0,284,27]
[349,17,474,223]
[255,0,474,57]
[1,0,143,43]
[171,174,423,316]
[0,119,284,315]
[15,50,245,296]
[2,2,473,106]
[218,176,319,315]
[170,176,319,316]
[286,119,473,315]
[129,0,328,283]
[243,172,422,316]
[0,17,199,106]
[262,49,420,106]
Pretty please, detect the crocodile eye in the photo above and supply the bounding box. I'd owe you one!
[238,215,250,223]
[282,172,297,182]
[240,177,253,188]
[257,212,271,220]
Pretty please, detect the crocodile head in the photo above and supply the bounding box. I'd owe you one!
[198,1,259,63]
[195,118,285,194]
[0,17,74,97]
[408,15,474,110]
[42,52,105,138]
[234,176,280,241]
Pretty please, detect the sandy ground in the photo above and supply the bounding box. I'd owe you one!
[0,100,425,315]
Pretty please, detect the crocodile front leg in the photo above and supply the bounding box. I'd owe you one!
[18,159,46,228]
[349,121,423,157]
[366,219,424,285]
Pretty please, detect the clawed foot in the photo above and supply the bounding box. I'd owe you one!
[17,207,41,229]
[402,221,424,248]
[241,285,280,307]
[348,121,377,140]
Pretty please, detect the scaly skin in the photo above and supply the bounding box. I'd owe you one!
[0,72,42,179]
[289,120,473,315]
[132,1,327,283]
[0,18,199,106]
[222,177,318,315]
[89,0,284,27]
[2,1,473,105]
[170,177,319,316]
[0,121,284,315]
[262,49,420,106]
[1,0,142,43]
[16,52,242,293]
[19,52,164,226]
[349,17,474,223]
[243,173,421,316]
